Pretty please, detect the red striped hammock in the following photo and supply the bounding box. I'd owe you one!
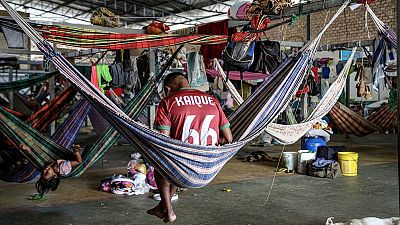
[38,25,228,49]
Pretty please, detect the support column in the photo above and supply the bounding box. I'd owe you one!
[396,0,399,204]
[49,54,56,135]
[8,66,13,110]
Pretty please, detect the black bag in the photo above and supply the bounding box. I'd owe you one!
[317,146,347,161]
[306,161,342,179]
[248,40,282,74]
[222,41,256,71]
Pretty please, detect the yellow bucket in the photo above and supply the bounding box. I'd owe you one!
[338,152,359,176]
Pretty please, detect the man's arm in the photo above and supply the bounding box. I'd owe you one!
[219,127,233,145]
[158,129,170,137]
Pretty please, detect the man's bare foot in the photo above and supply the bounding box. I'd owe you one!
[163,211,176,223]
[147,205,165,219]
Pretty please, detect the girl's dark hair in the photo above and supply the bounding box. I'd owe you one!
[36,176,61,195]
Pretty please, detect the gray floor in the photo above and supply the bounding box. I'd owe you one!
[0,133,399,225]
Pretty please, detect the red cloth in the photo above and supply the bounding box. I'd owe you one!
[311,66,319,84]
[198,20,230,60]
[91,65,100,90]
[154,89,229,146]
[296,86,310,96]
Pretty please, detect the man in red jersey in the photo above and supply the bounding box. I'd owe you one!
[147,72,232,223]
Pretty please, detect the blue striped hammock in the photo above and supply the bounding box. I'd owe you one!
[0,0,349,188]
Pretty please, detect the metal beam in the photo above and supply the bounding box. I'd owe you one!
[36,0,77,17]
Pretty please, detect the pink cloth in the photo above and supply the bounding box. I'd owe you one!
[91,65,100,90]
[206,69,269,81]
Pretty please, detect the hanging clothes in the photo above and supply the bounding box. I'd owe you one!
[96,64,112,93]
[198,20,231,61]
[91,65,100,90]
[186,52,209,90]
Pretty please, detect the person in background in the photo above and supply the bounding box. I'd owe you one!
[147,72,232,223]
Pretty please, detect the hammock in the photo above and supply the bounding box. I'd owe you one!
[367,104,397,131]
[0,17,228,50]
[13,91,36,115]
[51,99,92,149]
[329,102,380,136]
[0,71,59,93]
[329,102,397,136]
[366,4,397,49]
[214,47,356,144]
[0,146,39,183]
[0,98,91,182]
[26,86,76,132]
[0,0,349,187]
[0,105,29,120]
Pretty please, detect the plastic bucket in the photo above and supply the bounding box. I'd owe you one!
[303,137,326,152]
[297,150,316,174]
[282,152,298,172]
[338,152,359,176]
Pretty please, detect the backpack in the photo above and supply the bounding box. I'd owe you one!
[248,40,283,74]
[222,40,256,71]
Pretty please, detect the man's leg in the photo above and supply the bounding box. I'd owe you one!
[147,170,177,223]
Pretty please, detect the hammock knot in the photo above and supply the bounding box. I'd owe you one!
[44,49,60,70]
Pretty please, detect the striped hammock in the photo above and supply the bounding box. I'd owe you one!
[0,0,349,188]
[1,45,183,179]
[0,17,228,50]
[329,102,396,137]
[26,86,76,132]
[0,98,91,182]
[0,71,59,93]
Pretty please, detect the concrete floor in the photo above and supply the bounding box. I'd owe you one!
[0,133,398,225]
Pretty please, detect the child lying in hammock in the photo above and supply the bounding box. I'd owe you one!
[20,144,82,195]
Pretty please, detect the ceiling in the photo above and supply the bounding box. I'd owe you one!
[1,0,236,30]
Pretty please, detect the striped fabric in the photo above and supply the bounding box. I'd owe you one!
[0,71,59,93]
[26,86,76,131]
[51,99,92,149]
[0,159,39,183]
[0,99,91,182]
[0,105,29,120]
[0,0,350,187]
[0,106,74,170]
[0,18,228,50]
[215,47,357,144]
[329,102,381,137]
[367,105,397,131]
[40,26,227,50]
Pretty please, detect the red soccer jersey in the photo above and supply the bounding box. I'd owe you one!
[154,89,230,146]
